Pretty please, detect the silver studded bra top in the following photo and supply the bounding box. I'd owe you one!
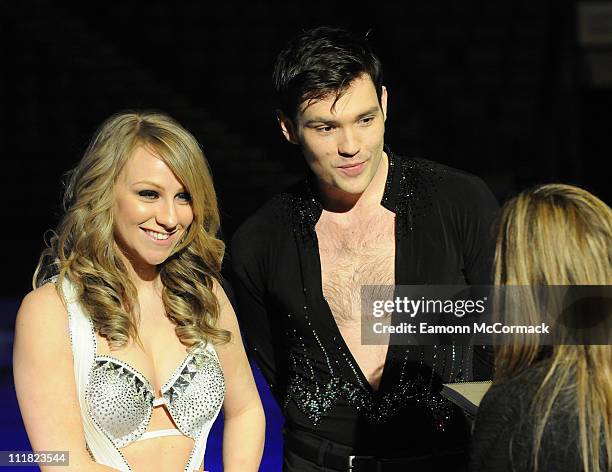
[86,342,225,449]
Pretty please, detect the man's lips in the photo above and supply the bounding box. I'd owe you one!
[337,161,366,169]
[337,160,367,177]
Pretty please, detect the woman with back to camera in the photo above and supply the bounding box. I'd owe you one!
[13,111,265,472]
[470,183,611,472]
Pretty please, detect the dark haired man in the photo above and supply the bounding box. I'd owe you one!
[231,26,498,471]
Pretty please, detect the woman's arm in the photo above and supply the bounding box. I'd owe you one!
[13,283,121,472]
[213,281,265,472]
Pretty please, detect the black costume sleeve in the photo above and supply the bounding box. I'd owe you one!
[230,223,280,398]
[455,174,499,379]
[457,174,499,285]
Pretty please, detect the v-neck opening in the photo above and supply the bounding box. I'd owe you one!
[293,148,401,395]
[312,230,396,396]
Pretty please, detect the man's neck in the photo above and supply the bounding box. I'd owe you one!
[317,151,389,216]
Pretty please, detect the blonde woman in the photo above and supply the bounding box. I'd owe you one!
[470,184,611,472]
[13,111,265,472]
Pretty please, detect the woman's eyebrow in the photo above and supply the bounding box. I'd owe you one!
[133,180,163,189]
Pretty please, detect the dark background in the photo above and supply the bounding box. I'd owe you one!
[1,0,609,298]
[0,1,610,467]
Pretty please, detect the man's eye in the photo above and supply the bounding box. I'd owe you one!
[177,192,192,202]
[360,116,374,125]
[138,190,158,199]
[316,125,334,133]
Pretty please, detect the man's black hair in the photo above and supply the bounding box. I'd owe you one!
[273,26,383,121]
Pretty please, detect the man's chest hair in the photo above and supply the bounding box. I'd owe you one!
[316,212,395,324]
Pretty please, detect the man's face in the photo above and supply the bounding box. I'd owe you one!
[281,74,388,198]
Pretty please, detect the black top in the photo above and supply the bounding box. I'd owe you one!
[470,363,606,471]
[230,150,499,458]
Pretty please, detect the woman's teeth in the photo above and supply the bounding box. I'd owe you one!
[144,229,170,240]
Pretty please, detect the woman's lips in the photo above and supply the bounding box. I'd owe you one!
[338,161,366,177]
[141,228,175,246]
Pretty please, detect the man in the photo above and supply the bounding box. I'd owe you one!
[231,26,498,471]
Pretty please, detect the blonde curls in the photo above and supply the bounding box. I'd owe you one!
[35,111,230,348]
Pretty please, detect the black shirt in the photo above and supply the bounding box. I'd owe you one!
[231,150,499,459]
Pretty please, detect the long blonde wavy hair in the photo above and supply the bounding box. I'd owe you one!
[35,111,230,348]
[494,183,611,472]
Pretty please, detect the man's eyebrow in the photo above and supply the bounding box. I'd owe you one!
[356,106,381,118]
[304,106,380,126]
[304,117,339,126]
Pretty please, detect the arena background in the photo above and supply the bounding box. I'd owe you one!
[1,1,610,470]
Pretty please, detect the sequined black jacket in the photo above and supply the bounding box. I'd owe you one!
[230,150,499,459]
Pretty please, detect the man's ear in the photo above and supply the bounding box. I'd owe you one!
[381,85,388,122]
[276,110,299,145]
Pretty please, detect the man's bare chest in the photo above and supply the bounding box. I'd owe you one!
[316,212,395,325]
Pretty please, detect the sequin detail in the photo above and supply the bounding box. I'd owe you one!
[393,154,444,235]
[86,344,225,448]
[88,357,155,448]
[286,371,422,426]
[161,349,225,439]
[286,345,454,428]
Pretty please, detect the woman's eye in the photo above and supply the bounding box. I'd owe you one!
[177,192,192,202]
[138,190,158,199]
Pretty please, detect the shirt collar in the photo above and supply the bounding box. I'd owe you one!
[303,145,399,224]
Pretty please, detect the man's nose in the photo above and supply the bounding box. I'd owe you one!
[337,129,360,157]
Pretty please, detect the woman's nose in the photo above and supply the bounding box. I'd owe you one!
[156,200,178,229]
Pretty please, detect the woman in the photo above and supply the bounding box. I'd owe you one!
[470,184,611,472]
[13,111,265,471]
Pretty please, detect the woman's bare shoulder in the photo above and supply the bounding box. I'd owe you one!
[23,281,62,301]
[211,278,230,307]
[16,282,68,335]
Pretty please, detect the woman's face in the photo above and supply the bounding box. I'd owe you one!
[112,146,193,274]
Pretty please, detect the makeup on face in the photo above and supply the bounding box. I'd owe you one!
[113,146,193,274]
